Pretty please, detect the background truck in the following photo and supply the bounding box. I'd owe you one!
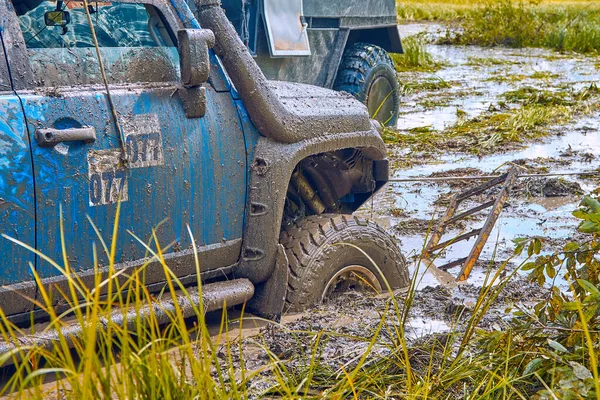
[202,0,404,126]
[0,0,408,337]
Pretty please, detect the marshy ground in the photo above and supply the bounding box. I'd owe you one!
[377,22,600,287]
[200,19,600,397]
[6,2,600,398]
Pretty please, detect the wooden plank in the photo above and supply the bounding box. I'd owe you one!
[429,228,482,252]
[456,173,508,201]
[446,200,496,225]
[438,257,468,271]
[423,197,459,257]
[457,167,519,281]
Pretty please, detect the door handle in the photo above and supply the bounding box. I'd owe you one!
[37,126,97,147]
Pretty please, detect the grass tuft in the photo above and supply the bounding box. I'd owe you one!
[391,35,443,72]
[387,84,600,154]
[399,0,600,54]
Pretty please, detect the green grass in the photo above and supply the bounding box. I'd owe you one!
[466,56,524,66]
[483,73,528,83]
[529,70,561,80]
[397,0,474,21]
[0,206,249,399]
[420,97,454,109]
[502,86,576,105]
[386,84,600,154]
[398,0,600,54]
[391,35,443,72]
[1,200,600,398]
[401,77,453,94]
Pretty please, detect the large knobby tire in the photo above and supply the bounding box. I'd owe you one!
[280,214,409,312]
[333,42,401,127]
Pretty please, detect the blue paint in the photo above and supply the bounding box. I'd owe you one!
[0,97,36,285]
[168,0,200,29]
[234,100,261,169]
[19,84,247,278]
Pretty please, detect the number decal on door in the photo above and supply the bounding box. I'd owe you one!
[88,149,129,206]
[87,114,163,206]
[121,114,165,169]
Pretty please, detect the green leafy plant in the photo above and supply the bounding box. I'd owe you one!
[473,195,600,399]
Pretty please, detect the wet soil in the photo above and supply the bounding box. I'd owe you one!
[518,177,584,198]
[254,26,600,385]
[213,273,552,396]
[13,22,599,400]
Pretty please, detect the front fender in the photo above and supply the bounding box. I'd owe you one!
[234,128,386,284]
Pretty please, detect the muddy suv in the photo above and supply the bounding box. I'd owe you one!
[0,0,408,327]
[213,0,404,126]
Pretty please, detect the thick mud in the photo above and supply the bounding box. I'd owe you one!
[216,24,600,395]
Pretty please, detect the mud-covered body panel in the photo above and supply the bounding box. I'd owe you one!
[268,81,370,122]
[19,85,247,283]
[254,29,342,88]
[303,0,396,20]
[236,131,387,284]
[0,0,249,319]
[196,4,375,143]
[0,0,390,322]
[0,94,36,287]
[214,0,402,88]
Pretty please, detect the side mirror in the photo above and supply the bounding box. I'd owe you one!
[178,29,215,87]
[44,10,70,27]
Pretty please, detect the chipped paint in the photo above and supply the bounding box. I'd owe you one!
[54,143,69,155]
[87,149,129,206]
[121,114,165,168]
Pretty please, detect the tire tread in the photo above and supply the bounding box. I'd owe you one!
[281,214,409,311]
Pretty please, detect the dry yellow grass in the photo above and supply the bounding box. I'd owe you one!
[397,0,600,22]
[397,0,600,54]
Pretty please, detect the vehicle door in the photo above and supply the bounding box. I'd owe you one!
[0,0,37,317]
[8,0,247,298]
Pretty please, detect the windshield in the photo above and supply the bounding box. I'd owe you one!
[14,0,179,86]
[16,0,161,48]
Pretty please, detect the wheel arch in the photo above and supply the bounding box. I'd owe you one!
[234,129,388,285]
[346,25,404,54]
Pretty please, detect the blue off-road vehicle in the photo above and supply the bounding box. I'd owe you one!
[212,0,404,126]
[0,0,408,340]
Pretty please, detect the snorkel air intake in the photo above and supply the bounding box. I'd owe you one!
[195,0,373,144]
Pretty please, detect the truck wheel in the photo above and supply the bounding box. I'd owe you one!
[280,214,409,312]
[333,43,401,127]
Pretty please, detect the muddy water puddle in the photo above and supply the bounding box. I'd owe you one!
[396,23,600,131]
[357,25,600,294]
[367,129,596,291]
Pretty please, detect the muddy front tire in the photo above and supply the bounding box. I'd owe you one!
[280,214,409,312]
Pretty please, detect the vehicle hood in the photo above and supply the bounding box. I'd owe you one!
[268,81,375,134]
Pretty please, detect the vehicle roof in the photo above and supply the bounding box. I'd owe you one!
[303,0,396,19]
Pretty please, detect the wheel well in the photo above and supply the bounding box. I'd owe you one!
[346,26,404,54]
[281,149,387,228]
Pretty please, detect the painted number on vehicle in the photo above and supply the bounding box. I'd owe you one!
[88,149,128,206]
[121,114,165,169]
